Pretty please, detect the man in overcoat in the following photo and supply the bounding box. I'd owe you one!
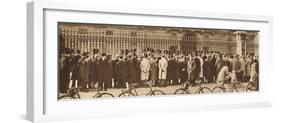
[89,54,98,89]
[69,50,81,89]
[98,53,111,91]
[127,55,138,84]
[158,55,168,86]
[140,54,151,86]
[79,53,90,91]
[116,56,129,88]
[59,49,72,93]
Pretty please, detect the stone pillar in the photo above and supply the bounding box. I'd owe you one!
[234,31,246,56]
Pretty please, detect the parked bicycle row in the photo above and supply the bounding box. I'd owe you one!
[59,77,258,100]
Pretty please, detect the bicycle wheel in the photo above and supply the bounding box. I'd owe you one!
[212,86,226,93]
[246,82,256,91]
[118,91,135,97]
[58,95,72,100]
[74,92,81,99]
[174,88,190,95]
[229,86,239,92]
[98,92,115,98]
[149,90,166,96]
[199,87,212,94]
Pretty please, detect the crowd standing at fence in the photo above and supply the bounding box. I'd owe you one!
[59,48,259,93]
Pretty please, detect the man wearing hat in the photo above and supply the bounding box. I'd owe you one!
[158,55,168,87]
[97,53,111,91]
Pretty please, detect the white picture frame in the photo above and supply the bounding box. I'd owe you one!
[27,0,273,122]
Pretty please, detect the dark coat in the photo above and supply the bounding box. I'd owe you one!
[136,60,141,82]
[194,57,201,79]
[89,58,98,82]
[215,58,224,77]
[98,58,111,83]
[150,60,158,81]
[116,60,128,82]
[167,59,177,82]
[59,56,72,93]
[203,60,214,83]
[175,61,181,82]
[211,56,217,77]
[112,59,119,81]
[79,58,90,84]
[179,61,187,82]
[127,58,138,83]
[71,55,81,80]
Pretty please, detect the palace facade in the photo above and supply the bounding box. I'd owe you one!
[59,23,259,56]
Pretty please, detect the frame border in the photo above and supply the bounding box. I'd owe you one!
[27,0,273,122]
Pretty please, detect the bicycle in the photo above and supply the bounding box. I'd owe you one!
[174,79,212,94]
[211,80,242,93]
[91,88,115,98]
[246,77,258,91]
[58,87,81,100]
[118,82,166,97]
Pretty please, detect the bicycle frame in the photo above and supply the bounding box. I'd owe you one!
[92,90,101,98]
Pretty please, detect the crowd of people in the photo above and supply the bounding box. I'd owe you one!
[59,48,259,93]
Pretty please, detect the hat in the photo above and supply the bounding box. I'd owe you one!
[101,53,106,56]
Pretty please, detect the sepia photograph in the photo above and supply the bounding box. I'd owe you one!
[58,22,259,100]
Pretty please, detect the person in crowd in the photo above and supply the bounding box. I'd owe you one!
[116,56,129,88]
[223,55,232,71]
[178,55,187,84]
[111,55,119,88]
[194,55,201,81]
[203,56,214,83]
[211,52,217,82]
[69,50,81,89]
[167,56,177,85]
[158,55,168,87]
[107,55,113,88]
[216,64,230,83]
[89,53,99,89]
[215,54,223,82]
[59,48,72,93]
[230,70,238,83]
[140,54,151,86]
[198,54,205,81]
[128,54,138,85]
[150,56,158,86]
[231,55,241,82]
[98,53,111,91]
[136,55,142,85]
[79,52,90,91]
[250,59,258,82]
[187,56,196,85]
[245,55,253,81]
[239,56,246,82]
[175,56,181,84]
